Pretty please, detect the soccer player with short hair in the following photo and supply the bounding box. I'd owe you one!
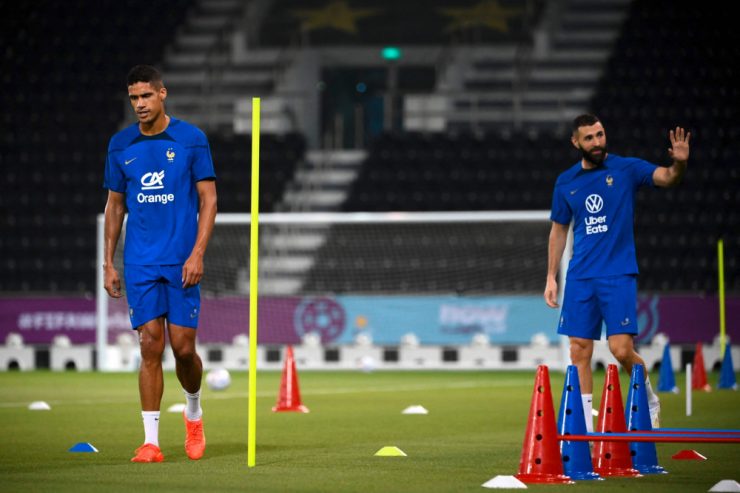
[545,114,690,431]
[102,65,217,463]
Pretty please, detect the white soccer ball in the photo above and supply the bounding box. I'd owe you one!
[359,355,376,373]
[206,368,231,391]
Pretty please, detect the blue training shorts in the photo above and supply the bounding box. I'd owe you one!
[123,264,200,329]
[557,274,638,340]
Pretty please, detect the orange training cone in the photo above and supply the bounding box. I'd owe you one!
[515,365,573,484]
[272,346,310,413]
[692,343,712,392]
[592,364,641,477]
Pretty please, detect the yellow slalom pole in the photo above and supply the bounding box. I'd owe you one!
[718,238,726,358]
[247,97,260,468]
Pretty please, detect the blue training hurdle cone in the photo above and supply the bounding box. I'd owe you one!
[626,364,667,474]
[557,365,601,480]
[658,343,679,393]
[718,345,738,390]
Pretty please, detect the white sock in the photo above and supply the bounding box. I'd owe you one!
[645,377,659,404]
[581,394,594,433]
[184,389,202,421]
[141,411,160,447]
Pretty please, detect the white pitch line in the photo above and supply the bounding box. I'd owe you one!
[209,378,523,400]
[0,379,524,408]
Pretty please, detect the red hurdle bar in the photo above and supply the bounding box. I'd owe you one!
[631,430,740,435]
[558,433,740,444]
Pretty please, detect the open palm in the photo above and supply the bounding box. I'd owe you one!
[668,127,690,162]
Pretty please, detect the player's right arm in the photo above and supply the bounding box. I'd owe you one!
[103,190,126,298]
[544,221,569,308]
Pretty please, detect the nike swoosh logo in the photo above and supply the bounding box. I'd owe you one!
[125,157,137,165]
[570,189,578,195]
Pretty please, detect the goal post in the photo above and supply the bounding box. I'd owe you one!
[95,210,567,371]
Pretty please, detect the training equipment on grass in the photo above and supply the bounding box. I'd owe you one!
[69,442,98,453]
[374,446,407,457]
[592,364,641,477]
[560,433,740,444]
[402,405,429,414]
[687,362,693,416]
[206,368,232,391]
[28,401,51,410]
[515,365,573,484]
[718,238,727,359]
[718,345,737,390]
[481,475,528,489]
[693,343,712,392]
[672,449,707,460]
[556,365,601,480]
[272,346,309,413]
[658,342,679,393]
[658,428,740,434]
[709,479,740,492]
[625,364,666,474]
[247,97,261,468]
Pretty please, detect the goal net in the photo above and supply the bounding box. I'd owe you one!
[96,211,558,368]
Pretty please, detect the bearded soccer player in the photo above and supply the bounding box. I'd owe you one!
[544,114,690,431]
[103,65,217,463]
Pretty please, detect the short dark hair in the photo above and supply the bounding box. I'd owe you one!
[572,114,600,134]
[127,65,163,88]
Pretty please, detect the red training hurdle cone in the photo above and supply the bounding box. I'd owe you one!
[272,346,310,413]
[592,364,641,477]
[692,343,712,392]
[515,365,573,484]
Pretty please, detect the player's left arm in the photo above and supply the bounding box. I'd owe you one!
[653,126,690,188]
[182,179,218,288]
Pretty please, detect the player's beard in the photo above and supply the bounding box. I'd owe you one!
[581,145,607,167]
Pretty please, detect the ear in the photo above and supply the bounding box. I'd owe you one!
[570,134,579,150]
[160,86,167,101]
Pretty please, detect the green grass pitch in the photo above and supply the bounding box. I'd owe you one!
[1,369,738,492]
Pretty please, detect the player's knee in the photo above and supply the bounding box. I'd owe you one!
[139,341,164,362]
[569,342,592,364]
[609,344,632,363]
[138,331,165,360]
[172,344,197,363]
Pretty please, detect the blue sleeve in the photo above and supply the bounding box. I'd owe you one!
[190,131,216,182]
[549,185,572,225]
[103,146,126,193]
[630,157,657,189]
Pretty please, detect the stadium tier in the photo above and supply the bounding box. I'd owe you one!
[0,0,738,297]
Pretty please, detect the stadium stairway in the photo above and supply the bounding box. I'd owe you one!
[282,150,366,212]
[257,149,367,295]
[412,0,631,133]
[160,0,284,133]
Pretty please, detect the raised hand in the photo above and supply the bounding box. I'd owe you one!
[668,127,690,162]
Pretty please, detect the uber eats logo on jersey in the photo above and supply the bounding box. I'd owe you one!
[137,170,174,204]
[584,194,608,235]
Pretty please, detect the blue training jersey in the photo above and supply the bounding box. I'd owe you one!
[103,117,216,265]
[550,154,657,280]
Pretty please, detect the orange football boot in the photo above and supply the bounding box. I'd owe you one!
[183,411,206,460]
[131,443,164,463]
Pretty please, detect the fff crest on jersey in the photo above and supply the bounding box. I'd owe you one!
[606,175,614,186]
[166,148,176,163]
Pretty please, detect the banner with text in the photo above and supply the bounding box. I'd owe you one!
[0,295,737,345]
